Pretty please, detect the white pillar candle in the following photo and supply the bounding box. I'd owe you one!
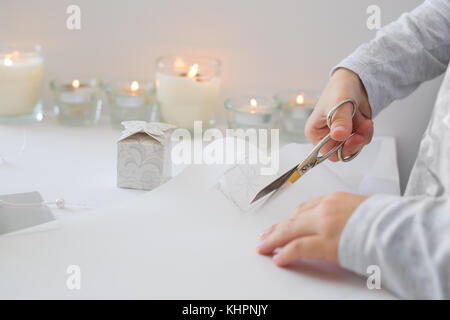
[0,48,44,117]
[155,56,221,130]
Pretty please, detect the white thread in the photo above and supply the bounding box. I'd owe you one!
[0,198,91,210]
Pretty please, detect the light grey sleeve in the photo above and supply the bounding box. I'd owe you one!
[333,0,450,116]
[339,194,450,299]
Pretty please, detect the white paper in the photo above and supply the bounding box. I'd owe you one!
[0,140,398,299]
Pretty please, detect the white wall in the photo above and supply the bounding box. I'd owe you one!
[0,0,442,191]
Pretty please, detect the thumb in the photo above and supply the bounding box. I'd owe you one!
[329,102,353,141]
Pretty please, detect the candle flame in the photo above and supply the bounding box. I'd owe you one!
[187,64,199,78]
[250,98,258,113]
[4,57,13,66]
[130,81,139,92]
[72,80,80,89]
[296,94,304,105]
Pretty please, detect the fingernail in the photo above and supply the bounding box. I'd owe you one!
[256,243,265,253]
[332,125,346,132]
[272,252,281,263]
[349,146,362,155]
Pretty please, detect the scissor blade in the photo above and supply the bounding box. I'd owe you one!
[250,165,298,204]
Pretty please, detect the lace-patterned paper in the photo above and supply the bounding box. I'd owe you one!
[117,121,175,191]
[216,163,274,212]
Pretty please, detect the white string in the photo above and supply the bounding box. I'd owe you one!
[0,198,91,210]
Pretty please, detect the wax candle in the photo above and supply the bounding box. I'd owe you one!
[50,79,102,126]
[274,90,317,143]
[104,80,156,128]
[155,56,221,130]
[0,45,44,122]
[225,96,280,130]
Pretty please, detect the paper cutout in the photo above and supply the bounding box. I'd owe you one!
[216,163,273,212]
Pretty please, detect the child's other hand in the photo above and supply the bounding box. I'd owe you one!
[257,192,368,266]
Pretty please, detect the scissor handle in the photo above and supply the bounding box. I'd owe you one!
[326,99,357,128]
[313,133,345,164]
[314,99,360,164]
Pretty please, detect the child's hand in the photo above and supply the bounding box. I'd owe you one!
[257,192,368,266]
[305,68,373,161]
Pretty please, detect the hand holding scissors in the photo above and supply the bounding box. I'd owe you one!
[251,99,361,204]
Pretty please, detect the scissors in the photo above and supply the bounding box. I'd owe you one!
[250,99,360,204]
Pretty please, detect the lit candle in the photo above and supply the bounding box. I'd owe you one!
[58,79,89,104]
[50,78,102,126]
[155,56,221,130]
[225,96,280,129]
[104,80,155,128]
[0,46,44,121]
[113,80,146,107]
[274,90,317,142]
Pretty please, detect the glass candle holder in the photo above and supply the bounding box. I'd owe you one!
[50,79,102,126]
[275,90,318,143]
[155,55,221,130]
[0,45,44,123]
[104,80,156,129]
[225,96,280,130]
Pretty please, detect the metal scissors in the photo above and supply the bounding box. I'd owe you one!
[250,99,360,204]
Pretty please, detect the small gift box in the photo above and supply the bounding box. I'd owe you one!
[117,121,176,191]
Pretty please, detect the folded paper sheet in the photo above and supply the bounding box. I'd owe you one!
[0,138,398,299]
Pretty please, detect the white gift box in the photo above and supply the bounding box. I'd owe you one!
[117,121,176,191]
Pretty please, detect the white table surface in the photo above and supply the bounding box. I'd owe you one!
[0,116,399,299]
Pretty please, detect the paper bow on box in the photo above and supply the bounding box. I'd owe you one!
[117,121,176,191]
[118,121,176,143]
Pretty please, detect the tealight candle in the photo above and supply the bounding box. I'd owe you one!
[155,55,221,130]
[274,90,317,143]
[224,96,280,130]
[50,79,102,126]
[104,80,156,128]
[0,45,44,123]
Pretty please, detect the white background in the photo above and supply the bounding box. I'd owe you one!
[0,0,442,191]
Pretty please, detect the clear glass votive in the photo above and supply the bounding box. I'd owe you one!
[274,90,318,143]
[50,78,102,126]
[104,80,156,129]
[225,96,280,130]
[0,45,44,124]
[155,55,221,130]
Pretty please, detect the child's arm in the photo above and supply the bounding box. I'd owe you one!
[339,194,450,299]
[333,0,450,117]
